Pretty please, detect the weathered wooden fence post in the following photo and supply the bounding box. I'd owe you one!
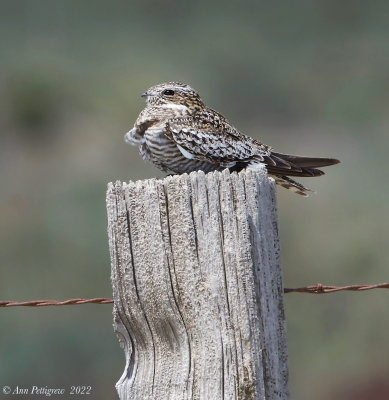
[106,166,289,400]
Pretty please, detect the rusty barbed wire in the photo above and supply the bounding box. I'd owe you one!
[0,283,388,307]
[284,282,389,294]
[0,298,114,307]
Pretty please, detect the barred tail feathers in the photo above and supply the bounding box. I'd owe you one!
[270,175,312,197]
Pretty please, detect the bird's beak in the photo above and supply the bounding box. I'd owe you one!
[141,92,148,98]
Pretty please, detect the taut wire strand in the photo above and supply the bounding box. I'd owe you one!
[1,283,388,307]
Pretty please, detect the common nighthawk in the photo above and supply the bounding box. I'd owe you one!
[125,82,339,195]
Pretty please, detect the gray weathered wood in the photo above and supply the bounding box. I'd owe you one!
[106,166,289,400]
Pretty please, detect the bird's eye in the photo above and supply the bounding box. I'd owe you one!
[163,89,175,96]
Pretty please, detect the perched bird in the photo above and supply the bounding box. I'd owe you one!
[125,82,339,195]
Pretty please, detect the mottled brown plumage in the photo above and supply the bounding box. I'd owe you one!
[125,82,339,195]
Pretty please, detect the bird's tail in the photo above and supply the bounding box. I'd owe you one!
[268,152,340,176]
[265,153,340,196]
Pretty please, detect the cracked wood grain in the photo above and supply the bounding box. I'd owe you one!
[106,166,289,400]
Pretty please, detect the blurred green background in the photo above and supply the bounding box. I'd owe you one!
[1,1,388,399]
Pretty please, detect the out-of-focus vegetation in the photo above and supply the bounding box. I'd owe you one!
[1,1,388,398]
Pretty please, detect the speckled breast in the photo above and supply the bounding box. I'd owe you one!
[140,125,217,174]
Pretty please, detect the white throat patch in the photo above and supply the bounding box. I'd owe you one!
[160,104,188,111]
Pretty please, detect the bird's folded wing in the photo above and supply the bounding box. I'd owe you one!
[165,116,270,166]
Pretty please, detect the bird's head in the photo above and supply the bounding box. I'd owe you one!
[141,82,205,112]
